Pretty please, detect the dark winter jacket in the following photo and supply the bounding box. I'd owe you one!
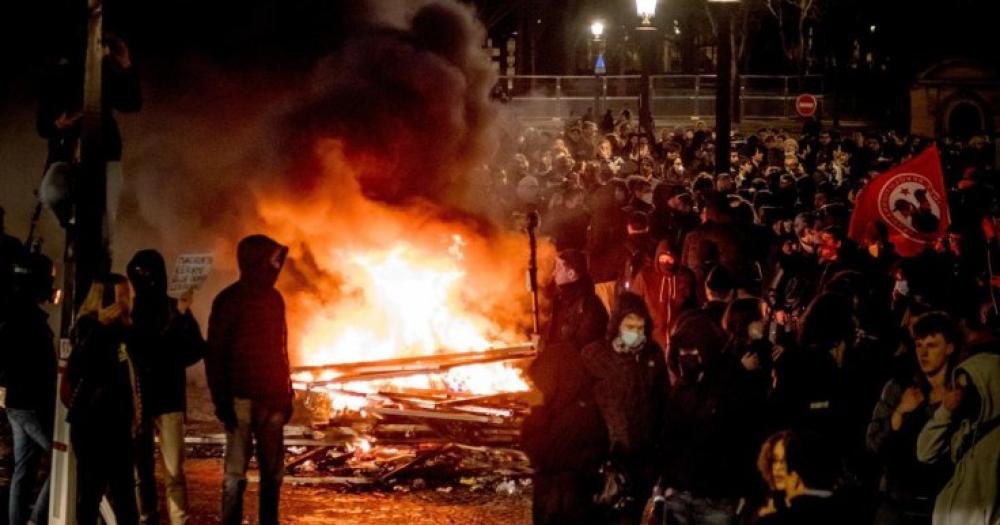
[866,378,953,503]
[542,277,608,353]
[66,316,138,437]
[587,192,630,283]
[663,314,764,498]
[581,323,668,464]
[128,250,206,417]
[523,340,608,474]
[681,221,747,297]
[206,235,292,422]
[0,300,56,420]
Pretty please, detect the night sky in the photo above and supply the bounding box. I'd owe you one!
[2,0,998,83]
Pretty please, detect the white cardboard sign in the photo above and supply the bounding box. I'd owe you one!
[169,253,214,295]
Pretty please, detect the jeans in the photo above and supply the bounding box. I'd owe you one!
[136,412,189,525]
[222,398,285,525]
[663,491,737,525]
[7,409,51,525]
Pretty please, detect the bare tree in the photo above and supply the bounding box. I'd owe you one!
[765,0,821,75]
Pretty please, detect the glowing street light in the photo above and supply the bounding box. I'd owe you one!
[636,0,656,26]
[591,20,605,39]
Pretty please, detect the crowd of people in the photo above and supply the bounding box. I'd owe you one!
[0,29,998,525]
[514,108,1000,525]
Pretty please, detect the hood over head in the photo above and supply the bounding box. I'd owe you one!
[954,353,1000,425]
[127,249,168,297]
[655,239,679,273]
[606,291,654,343]
[237,234,289,289]
[667,310,727,374]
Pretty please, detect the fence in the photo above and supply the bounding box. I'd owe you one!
[498,74,827,122]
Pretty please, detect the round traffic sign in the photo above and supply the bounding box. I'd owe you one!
[796,93,818,118]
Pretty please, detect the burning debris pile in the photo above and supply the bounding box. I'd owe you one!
[279,345,537,491]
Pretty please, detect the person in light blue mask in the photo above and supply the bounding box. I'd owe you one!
[582,292,668,524]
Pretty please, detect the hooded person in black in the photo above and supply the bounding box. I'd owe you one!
[127,249,205,525]
[661,311,764,524]
[524,253,609,525]
[581,293,668,524]
[206,234,291,525]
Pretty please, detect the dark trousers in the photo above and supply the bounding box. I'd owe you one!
[533,471,600,525]
[71,423,138,525]
[222,398,285,525]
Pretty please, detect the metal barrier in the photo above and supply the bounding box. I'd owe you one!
[497,74,826,122]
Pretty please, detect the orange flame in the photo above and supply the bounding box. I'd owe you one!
[258,141,538,400]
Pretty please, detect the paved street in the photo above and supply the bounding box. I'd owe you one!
[184,459,532,525]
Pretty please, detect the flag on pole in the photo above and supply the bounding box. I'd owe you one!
[848,145,949,257]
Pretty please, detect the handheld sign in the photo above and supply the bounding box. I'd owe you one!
[796,94,818,118]
[169,253,214,296]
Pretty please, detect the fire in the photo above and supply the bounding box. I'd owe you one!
[254,142,541,419]
[300,237,496,365]
[289,235,531,399]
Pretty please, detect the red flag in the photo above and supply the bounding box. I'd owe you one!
[848,145,949,257]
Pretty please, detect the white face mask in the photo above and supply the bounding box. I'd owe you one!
[639,193,654,205]
[894,279,909,297]
[620,329,644,348]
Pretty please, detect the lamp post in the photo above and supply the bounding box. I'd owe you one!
[591,20,605,115]
[635,0,657,134]
[709,0,739,176]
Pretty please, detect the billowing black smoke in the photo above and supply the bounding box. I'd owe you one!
[277,0,499,207]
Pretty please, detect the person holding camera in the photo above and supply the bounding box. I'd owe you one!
[0,253,57,525]
[65,274,141,525]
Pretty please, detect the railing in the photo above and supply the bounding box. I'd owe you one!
[496,74,827,121]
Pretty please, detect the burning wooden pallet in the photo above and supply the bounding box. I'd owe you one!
[271,344,538,488]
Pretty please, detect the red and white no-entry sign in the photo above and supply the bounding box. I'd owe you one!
[796,93,818,117]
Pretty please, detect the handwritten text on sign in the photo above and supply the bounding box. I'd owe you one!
[169,253,214,295]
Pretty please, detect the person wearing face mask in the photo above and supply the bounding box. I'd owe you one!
[661,311,764,525]
[207,235,292,525]
[917,352,1000,525]
[523,251,609,525]
[628,241,696,348]
[127,250,206,525]
[581,293,668,524]
[66,274,141,525]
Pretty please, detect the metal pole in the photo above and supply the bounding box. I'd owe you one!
[714,3,733,175]
[638,26,656,133]
[526,211,541,337]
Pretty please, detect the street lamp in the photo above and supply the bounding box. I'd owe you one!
[708,0,740,176]
[635,0,657,134]
[636,0,657,26]
[591,20,606,115]
[591,20,604,39]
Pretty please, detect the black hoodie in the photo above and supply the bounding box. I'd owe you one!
[127,249,205,416]
[206,235,292,422]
